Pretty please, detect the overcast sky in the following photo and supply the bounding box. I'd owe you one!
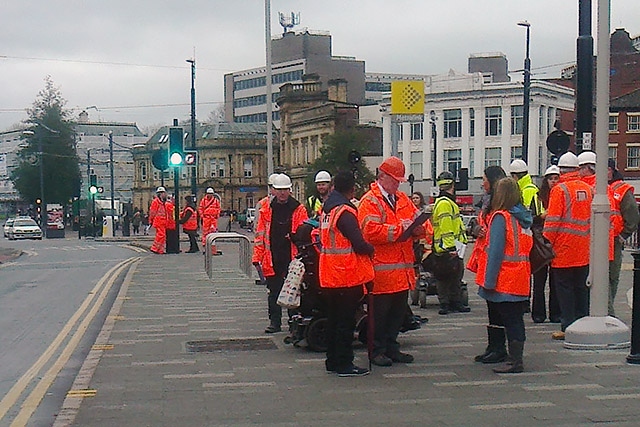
[1,0,639,133]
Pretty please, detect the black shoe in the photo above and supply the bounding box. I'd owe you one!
[438,304,450,315]
[481,350,507,364]
[387,352,414,363]
[549,317,561,323]
[264,324,281,333]
[451,302,470,313]
[371,354,393,367]
[325,360,336,373]
[337,366,370,377]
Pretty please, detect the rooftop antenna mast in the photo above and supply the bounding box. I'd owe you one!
[278,11,300,35]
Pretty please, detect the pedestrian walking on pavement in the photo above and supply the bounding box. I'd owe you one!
[319,171,374,377]
[543,152,593,341]
[132,208,142,235]
[431,171,469,315]
[469,166,509,365]
[358,156,423,367]
[252,174,308,334]
[179,195,200,253]
[149,187,168,254]
[476,177,533,374]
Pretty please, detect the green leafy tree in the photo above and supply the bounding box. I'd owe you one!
[11,76,81,205]
[305,130,376,198]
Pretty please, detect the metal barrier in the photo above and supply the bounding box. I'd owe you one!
[204,232,253,280]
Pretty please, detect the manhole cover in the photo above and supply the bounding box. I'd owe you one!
[186,338,277,353]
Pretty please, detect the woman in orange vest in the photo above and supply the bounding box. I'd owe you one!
[179,195,200,253]
[468,166,507,365]
[476,178,533,374]
[319,171,374,377]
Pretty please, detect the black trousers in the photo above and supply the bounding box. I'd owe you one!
[552,265,590,332]
[166,228,180,254]
[486,300,505,327]
[372,290,408,358]
[493,301,526,342]
[531,264,560,321]
[266,276,285,327]
[324,285,364,371]
[184,229,199,252]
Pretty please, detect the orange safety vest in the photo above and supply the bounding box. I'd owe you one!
[198,196,221,219]
[252,199,308,277]
[181,206,198,231]
[608,180,634,260]
[543,172,593,268]
[166,201,176,230]
[357,182,418,295]
[466,210,488,276]
[476,210,532,296]
[319,204,374,288]
[149,197,167,227]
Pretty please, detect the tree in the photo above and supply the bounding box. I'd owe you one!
[11,76,81,205]
[305,130,376,198]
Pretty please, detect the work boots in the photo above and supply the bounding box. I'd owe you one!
[474,326,507,364]
[493,340,524,374]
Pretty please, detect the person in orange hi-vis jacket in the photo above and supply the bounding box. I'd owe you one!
[252,173,308,334]
[198,187,221,249]
[543,152,593,341]
[149,187,168,254]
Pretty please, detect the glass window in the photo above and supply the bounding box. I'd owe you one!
[539,106,545,135]
[485,107,502,136]
[243,158,253,177]
[411,123,423,140]
[444,109,462,139]
[444,149,462,175]
[209,159,217,177]
[609,146,618,165]
[609,114,619,132]
[511,105,524,135]
[469,147,474,178]
[469,108,475,138]
[510,146,523,162]
[627,146,640,168]
[538,145,544,177]
[628,114,640,132]
[547,107,555,134]
[218,158,226,177]
[140,162,147,181]
[410,151,423,178]
[484,147,501,168]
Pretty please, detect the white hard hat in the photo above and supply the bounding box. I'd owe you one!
[544,165,560,176]
[314,170,332,183]
[509,159,528,174]
[156,186,166,193]
[272,173,292,189]
[206,187,215,194]
[268,173,279,186]
[577,151,596,166]
[558,152,579,168]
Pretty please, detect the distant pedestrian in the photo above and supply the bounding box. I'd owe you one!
[199,187,221,249]
[477,177,533,374]
[132,208,142,235]
[179,195,200,253]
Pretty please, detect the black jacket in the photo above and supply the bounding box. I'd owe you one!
[323,191,374,256]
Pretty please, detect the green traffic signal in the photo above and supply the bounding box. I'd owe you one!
[168,127,184,166]
[89,185,98,194]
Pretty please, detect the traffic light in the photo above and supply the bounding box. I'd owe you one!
[35,198,42,214]
[89,174,98,195]
[168,127,184,166]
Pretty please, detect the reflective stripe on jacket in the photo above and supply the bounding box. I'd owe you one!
[543,172,593,268]
[181,206,198,231]
[319,204,374,288]
[251,200,308,277]
[432,196,467,254]
[166,201,176,230]
[149,197,166,227]
[358,182,417,295]
[477,210,532,296]
[306,195,323,219]
[518,174,544,216]
[198,196,221,219]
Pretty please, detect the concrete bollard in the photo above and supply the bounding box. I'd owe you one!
[627,251,640,364]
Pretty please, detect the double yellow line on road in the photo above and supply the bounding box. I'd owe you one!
[0,256,140,426]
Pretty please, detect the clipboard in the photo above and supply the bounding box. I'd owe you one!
[396,212,430,242]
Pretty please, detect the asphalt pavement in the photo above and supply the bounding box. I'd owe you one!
[52,233,640,427]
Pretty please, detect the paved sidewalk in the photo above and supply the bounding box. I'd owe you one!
[59,243,640,427]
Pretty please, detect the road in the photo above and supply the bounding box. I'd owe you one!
[0,236,145,427]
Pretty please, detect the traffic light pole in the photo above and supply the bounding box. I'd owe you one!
[109,132,116,237]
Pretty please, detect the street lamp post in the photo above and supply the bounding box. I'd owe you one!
[430,111,438,190]
[186,58,197,197]
[108,131,116,237]
[518,20,531,163]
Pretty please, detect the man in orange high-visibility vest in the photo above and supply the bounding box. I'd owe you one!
[198,187,221,250]
[149,187,168,254]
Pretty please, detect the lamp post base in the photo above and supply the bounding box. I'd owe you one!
[564,316,630,350]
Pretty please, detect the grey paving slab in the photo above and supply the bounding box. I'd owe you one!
[61,243,640,427]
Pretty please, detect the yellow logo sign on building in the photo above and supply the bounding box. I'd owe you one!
[391,80,424,115]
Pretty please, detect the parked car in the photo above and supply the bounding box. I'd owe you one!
[7,217,43,240]
[3,218,14,238]
[246,208,256,229]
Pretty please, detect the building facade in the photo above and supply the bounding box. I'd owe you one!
[610,89,640,180]
[131,122,275,213]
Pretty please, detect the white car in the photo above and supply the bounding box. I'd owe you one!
[246,208,256,228]
[3,218,14,238]
[7,217,43,240]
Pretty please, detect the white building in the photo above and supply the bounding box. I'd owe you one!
[378,69,575,196]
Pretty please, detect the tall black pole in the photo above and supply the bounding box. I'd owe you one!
[430,114,437,186]
[576,0,594,154]
[519,21,531,163]
[39,136,45,229]
[109,131,116,237]
[187,58,197,197]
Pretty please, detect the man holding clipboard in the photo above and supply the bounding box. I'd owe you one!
[358,156,425,367]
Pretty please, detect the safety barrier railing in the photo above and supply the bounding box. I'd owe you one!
[204,232,253,280]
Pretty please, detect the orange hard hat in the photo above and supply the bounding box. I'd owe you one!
[379,156,406,182]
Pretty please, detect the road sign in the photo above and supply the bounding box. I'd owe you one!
[391,80,424,115]
[184,150,197,166]
[546,130,570,155]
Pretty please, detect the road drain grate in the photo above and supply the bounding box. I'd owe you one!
[186,338,277,352]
